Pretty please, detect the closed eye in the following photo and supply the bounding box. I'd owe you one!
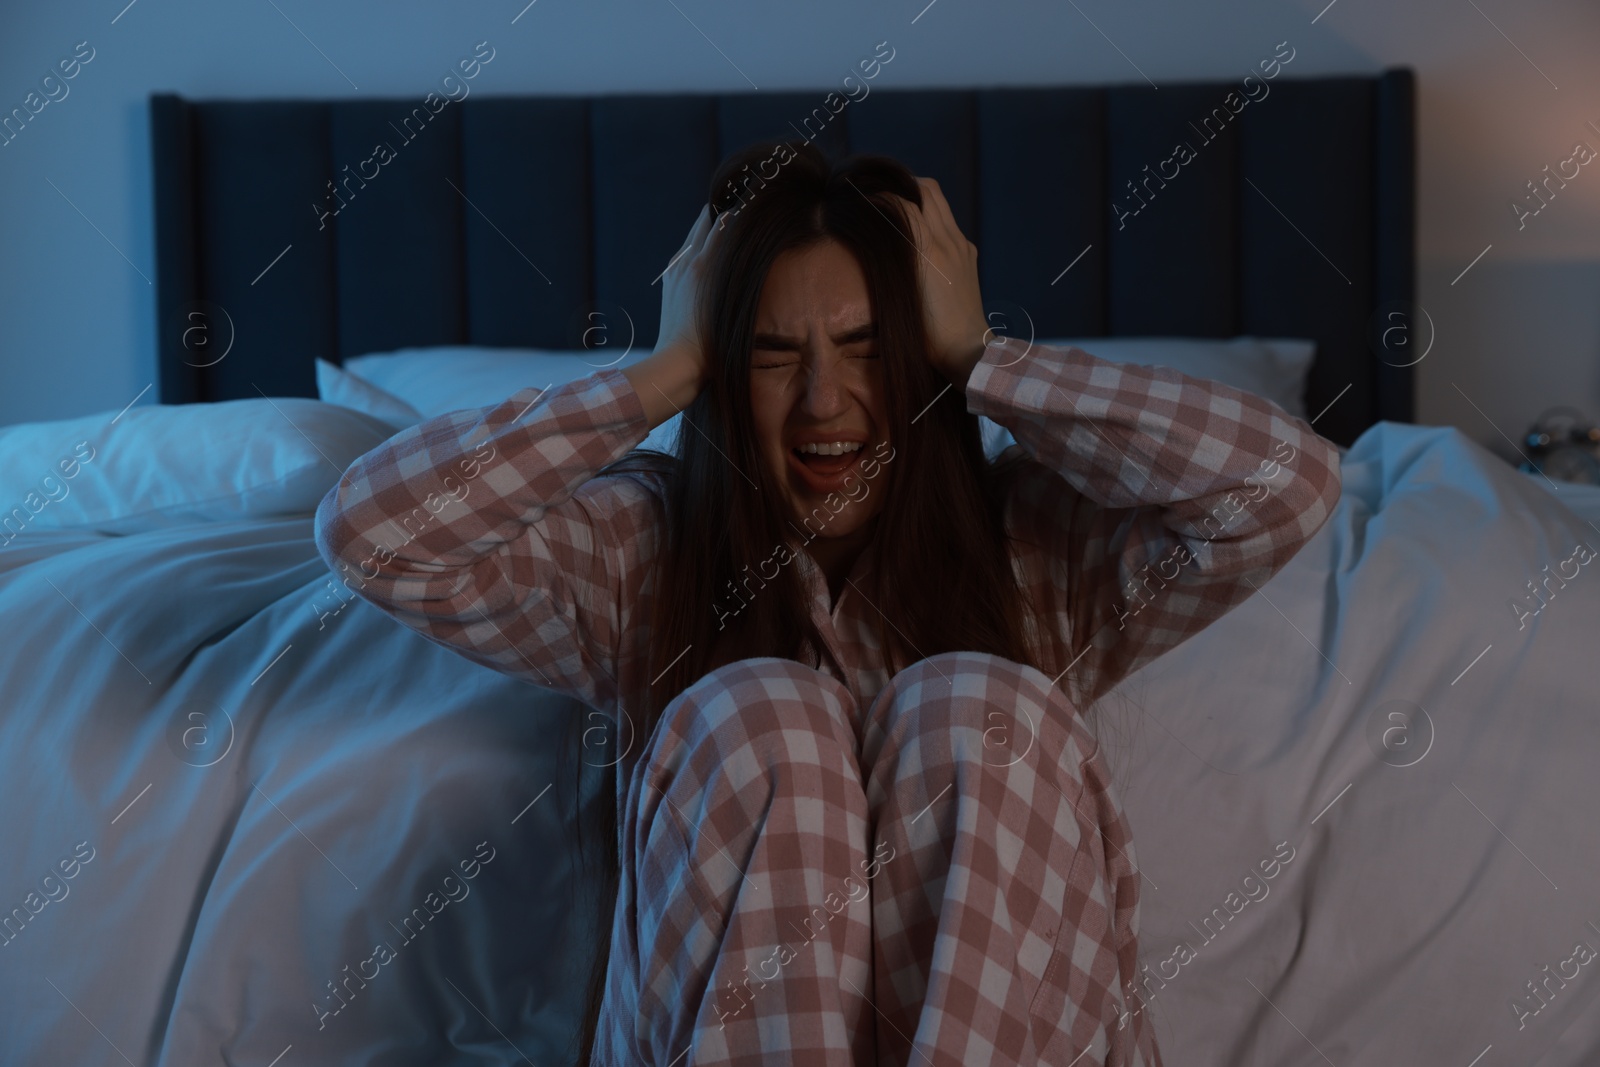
[751,323,876,369]
[751,350,874,370]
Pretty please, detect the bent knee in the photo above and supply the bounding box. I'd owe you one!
[664,656,856,759]
[877,651,1059,763]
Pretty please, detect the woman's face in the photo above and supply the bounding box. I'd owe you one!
[748,238,894,548]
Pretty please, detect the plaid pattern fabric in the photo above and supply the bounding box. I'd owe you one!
[589,650,1158,1067]
[593,657,874,1067]
[313,337,1342,1064]
[856,652,1158,1067]
[965,340,1341,709]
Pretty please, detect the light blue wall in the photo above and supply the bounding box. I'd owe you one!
[2,0,1598,454]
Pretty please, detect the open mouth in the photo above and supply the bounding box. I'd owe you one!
[788,441,872,493]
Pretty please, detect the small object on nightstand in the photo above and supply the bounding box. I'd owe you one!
[1519,406,1600,485]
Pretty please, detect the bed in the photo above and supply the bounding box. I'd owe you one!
[6,71,1600,1066]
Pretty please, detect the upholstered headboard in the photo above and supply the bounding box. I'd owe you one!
[151,70,1413,447]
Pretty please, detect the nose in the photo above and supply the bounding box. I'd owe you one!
[798,348,850,421]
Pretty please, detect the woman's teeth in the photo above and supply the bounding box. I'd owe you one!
[795,441,864,456]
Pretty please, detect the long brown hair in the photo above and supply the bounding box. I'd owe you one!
[563,139,1103,1066]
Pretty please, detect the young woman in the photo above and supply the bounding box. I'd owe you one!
[314,140,1342,1067]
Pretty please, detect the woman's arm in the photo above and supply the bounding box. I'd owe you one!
[882,175,1339,702]
[314,201,724,716]
[312,363,668,715]
[964,335,1343,705]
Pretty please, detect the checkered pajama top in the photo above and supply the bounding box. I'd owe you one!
[313,334,1342,852]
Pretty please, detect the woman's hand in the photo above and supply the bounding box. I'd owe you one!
[623,205,729,429]
[655,203,730,382]
[894,177,991,385]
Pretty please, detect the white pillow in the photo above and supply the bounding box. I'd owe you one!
[341,346,679,455]
[315,359,425,432]
[344,346,646,413]
[0,398,399,538]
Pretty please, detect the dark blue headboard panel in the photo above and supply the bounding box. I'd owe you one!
[152,71,1413,447]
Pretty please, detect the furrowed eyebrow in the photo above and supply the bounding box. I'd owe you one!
[751,323,876,350]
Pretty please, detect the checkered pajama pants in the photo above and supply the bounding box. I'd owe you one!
[590,652,1162,1067]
